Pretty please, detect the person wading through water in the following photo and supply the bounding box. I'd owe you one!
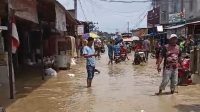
[107,40,114,64]
[143,36,151,61]
[83,37,99,88]
[156,34,182,95]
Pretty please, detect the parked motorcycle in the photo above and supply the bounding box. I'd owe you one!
[178,55,192,85]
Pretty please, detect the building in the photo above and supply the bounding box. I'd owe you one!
[131,28,148,39]
[0,0,80,102]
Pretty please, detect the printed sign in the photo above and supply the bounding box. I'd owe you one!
[169,13,182,23]
[77,25,84,35]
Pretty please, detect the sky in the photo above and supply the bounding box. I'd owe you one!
[57,0,152,33]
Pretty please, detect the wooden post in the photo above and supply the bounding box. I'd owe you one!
[39,22,45,80]
[194,46,197,73]
[197,47,200,75]
[7,6,15,99]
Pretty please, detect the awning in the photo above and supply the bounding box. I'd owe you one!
[10,0,39,23]
[55,2,67,31]
[165,24,185,30]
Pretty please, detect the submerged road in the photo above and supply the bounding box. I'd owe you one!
[5,53,200,112]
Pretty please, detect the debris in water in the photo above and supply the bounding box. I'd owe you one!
[68,74,75,77]
[45,68,57,77]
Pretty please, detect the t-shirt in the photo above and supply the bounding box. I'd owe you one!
[155,45,161,59]
[120,47,127,54]
[83,46,96,67]
[143,39,150,51]
[134,43,143,51]
[161,44,181,69]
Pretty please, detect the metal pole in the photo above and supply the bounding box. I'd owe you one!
[39,22,45,80]
[128,22,130,34]
[74,0,77,19]
[7,0,15,99]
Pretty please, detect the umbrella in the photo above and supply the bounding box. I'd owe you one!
[83,32,100,39]
[132,36,140,41]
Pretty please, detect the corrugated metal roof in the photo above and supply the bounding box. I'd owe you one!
[165,24,185,30]
[186,21,200,25]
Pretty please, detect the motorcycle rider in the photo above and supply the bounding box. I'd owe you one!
[133,40,144,64]
[120,44,129,61]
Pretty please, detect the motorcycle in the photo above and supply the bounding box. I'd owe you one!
[114,54,121,64]
[178,55,192,85]
[133,51,146,65]
[120,46,128,61]
[114,45,121,64]
[114,48,127,63]
[120,52,127,61]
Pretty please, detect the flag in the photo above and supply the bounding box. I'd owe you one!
[11,17,20,54]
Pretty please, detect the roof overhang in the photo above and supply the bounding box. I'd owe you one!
[165,24,185,30]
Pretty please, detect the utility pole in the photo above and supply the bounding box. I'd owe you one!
[74,0,77,19]
[128,21,130,34]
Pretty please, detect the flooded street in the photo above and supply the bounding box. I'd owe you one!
[5,53,200,112]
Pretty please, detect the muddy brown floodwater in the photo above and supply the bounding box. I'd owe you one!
[5,53,200,112]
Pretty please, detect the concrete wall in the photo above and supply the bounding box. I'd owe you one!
[150,0,169,25]
[0,53,10,100]
[192,74,200,84]
[159,0,169,25]
[184,0,200,21]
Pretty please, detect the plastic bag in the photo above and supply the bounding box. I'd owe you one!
[45,68,57,77]
[71,58,76,65]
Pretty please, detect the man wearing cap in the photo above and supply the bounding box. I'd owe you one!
[156,34,182,95]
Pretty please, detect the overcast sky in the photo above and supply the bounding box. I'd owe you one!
[57,0,152,33]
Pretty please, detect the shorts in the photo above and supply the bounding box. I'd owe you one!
[108,53,113,60]
[86,65,95,79]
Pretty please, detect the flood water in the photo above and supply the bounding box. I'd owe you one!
[5,53,200,112]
